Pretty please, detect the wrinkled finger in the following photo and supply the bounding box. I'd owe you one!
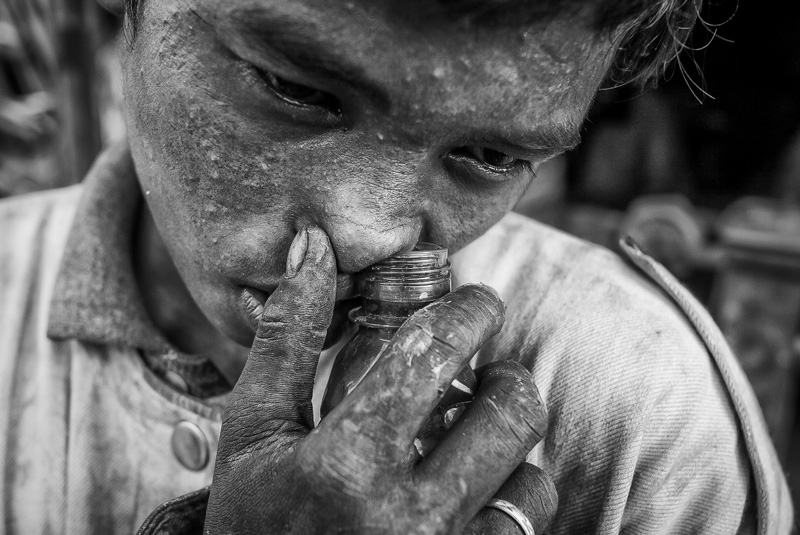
[418,360,548,526]
[225,226,337,437]
[323,284,505,454]
[464,463,558,535]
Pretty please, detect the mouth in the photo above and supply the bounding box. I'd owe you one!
[240,273,356,330]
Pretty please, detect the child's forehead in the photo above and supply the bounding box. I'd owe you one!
[131,0,689,89]
[134,0,614,150]
[198,0,610,101]
[200,0,601,50]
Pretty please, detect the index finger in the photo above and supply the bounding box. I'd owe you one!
[223,227,337,443]
[324,283,505,453]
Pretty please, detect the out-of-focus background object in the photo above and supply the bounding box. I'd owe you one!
[515,0,800,521]
[3,0,800,526]
[0,0,121,197]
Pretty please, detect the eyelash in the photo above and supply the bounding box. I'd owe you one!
[252,66,342,116]
[449,147,534,182]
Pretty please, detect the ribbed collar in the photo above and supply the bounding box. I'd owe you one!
[47,143,172,353]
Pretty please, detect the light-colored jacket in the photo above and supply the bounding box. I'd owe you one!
[0,146,792,533]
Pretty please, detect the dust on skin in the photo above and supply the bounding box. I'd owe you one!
[123,0,618,379]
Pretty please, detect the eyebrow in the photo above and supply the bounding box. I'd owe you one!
[486,119,583,160]
[225,8,392,113]
[518,121,583,152]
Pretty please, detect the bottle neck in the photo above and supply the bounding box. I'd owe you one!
[350,243,451,329]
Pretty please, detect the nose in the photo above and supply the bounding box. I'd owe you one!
[322,215,423,273]
[293,169,425,273]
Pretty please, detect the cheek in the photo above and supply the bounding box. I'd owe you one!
[124,13,300,278]
[123,4,533,278]
[424,176,531,253]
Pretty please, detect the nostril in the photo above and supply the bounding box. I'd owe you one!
[325,221,423,274]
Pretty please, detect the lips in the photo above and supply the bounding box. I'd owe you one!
[241,287,268,330]
[240,273,356,330]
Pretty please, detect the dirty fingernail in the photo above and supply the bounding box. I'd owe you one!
[286,228,309,278]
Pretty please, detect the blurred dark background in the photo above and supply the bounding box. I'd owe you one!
[514,0,800,523]
[2,0,799,526]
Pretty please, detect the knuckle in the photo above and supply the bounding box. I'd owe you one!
[527,468,558,506]
[294,434,326,472]
[452,283,506,321]
[478,377,548,448]
[393,319,436,357]
[220,404,292,446]
[389,320,470,384]
[455,283,503,306]
[252,319,291,347]
[404,312,469,357]
[509,386,548,442]
[429,285,505,330]
[296,435,383,499]
[518,470,558,531]
[483,400,536,453]
[481,362,546,419]
[480,359,529,379]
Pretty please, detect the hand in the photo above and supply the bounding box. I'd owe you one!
[204,227,556,534]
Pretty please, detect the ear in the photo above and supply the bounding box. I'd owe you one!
[96,0,124,17]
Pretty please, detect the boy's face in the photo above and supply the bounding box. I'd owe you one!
[123,0,615,346]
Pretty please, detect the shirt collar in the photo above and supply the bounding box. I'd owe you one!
[47,142,172,353]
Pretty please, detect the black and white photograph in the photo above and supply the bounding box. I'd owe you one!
[0,0,797,533]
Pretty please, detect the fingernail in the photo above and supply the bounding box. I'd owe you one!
[286,228,309,278]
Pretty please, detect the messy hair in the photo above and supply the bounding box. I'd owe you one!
[122,0,703,88]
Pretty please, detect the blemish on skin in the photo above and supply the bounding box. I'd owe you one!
[495,65,521,84]
[432,66,446,79]
[145,190,151,196]
[458,477,468,495]
[376,133,384,141]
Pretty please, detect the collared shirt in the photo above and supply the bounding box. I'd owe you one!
[0,144,793,533]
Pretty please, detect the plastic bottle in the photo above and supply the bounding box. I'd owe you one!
[321,243,476,457]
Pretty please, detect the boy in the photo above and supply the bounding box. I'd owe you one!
[0,0,792,533]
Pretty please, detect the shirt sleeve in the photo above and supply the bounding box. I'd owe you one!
[491,239,792,534]
[523,292,757,534]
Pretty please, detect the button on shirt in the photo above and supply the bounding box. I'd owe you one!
[0,145,227,533]
[0,144,793,533]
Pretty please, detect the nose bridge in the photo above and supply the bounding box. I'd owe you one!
[294,156,427,273]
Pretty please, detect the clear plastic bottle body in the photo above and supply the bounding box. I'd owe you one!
[321,243,476,456]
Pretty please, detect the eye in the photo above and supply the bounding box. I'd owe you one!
[256,68,341,115]
[452,146,524,172]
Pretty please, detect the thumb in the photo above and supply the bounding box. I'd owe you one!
[228,226,337,433]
